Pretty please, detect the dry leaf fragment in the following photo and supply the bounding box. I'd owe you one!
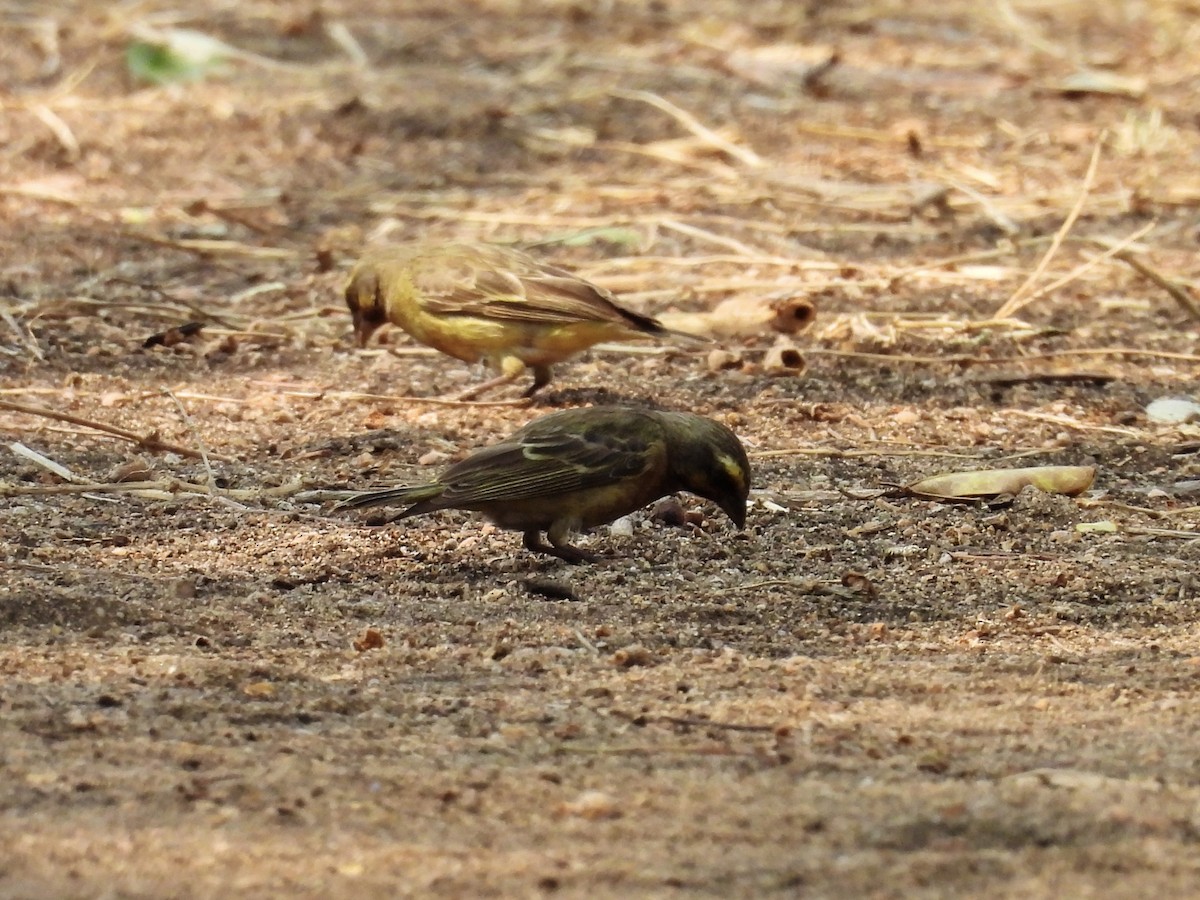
[611,644,655,668]
[418,449,450,466]
[1056,70,1147,99]
[106,457,154,482]
[906,465,1096,500]
[353,627,385,652]
[651,496,687,527]
[841,571,878,598]
[142,321,206,348]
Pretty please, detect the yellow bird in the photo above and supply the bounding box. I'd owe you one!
[334,406,751,563]
[343,241,706,399]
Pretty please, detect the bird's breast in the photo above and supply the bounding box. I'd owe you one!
[398,309,500,365]
[509,321,638,365]
[481,474,667,533]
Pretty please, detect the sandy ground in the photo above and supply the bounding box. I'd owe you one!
[3,2,1200,897]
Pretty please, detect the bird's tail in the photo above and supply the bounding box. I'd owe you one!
[644,311,713,344]
[658,325,713,344]
[332,483,444,511]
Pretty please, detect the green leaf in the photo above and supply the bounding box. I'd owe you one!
[126,30,230,85]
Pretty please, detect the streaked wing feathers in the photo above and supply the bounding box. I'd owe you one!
[416,254,658,330]
[437,430,652,506]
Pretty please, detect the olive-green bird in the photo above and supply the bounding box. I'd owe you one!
[344,241,707,399]
[334,406,751,563]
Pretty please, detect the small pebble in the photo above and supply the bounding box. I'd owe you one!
[559,790,621,820]
[608,515,635,537]
[418,449,450,466]
[1146,397,1200,424]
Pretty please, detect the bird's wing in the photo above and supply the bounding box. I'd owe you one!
[416,253,661,330]
[437,427,657,506]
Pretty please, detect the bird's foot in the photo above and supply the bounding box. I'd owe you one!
[523,532,597,565]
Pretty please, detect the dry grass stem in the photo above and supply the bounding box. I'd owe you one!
[29,103,79,160]
[1007,409,1142,437]
[1083,501,1200,521]
[609,88,764,168]
[324,21,368,67]
[1125,526,1200,540]
[0,308,44,360]
[164,391,216,491]
[942,179,1020,235]
[804,347,1200,366]
[248,385,531,408]
[1015,221,1158,307]
[995,138,1105,319]
[8,441,83,482]
[655,219,764,256]
[593,140,742,177]
[0,477,307,502]
[749,447,1000,461]
[792,121,986,150]
[117,231,300,260]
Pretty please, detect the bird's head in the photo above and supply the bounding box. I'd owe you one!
[344,266,388,347]
[663,413,751,529]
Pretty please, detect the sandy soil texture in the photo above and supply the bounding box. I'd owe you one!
[3,2,1200,897]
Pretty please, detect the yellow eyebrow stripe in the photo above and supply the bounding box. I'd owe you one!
[717,453,745,489]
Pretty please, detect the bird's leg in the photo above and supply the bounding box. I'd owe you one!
[521,365,553,399]
[451,356,529,402]
[450,371,519,402]
[523,530,595,564]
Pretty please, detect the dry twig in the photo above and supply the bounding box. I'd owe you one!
[0,398,234,462]
[1108,250,1200,323]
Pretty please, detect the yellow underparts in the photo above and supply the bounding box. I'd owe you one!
[393,288,645,370]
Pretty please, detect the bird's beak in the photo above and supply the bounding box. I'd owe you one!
[720,497,747,530]
[351,312,372,348]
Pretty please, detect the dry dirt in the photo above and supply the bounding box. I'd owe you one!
[3,2,1200,897]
